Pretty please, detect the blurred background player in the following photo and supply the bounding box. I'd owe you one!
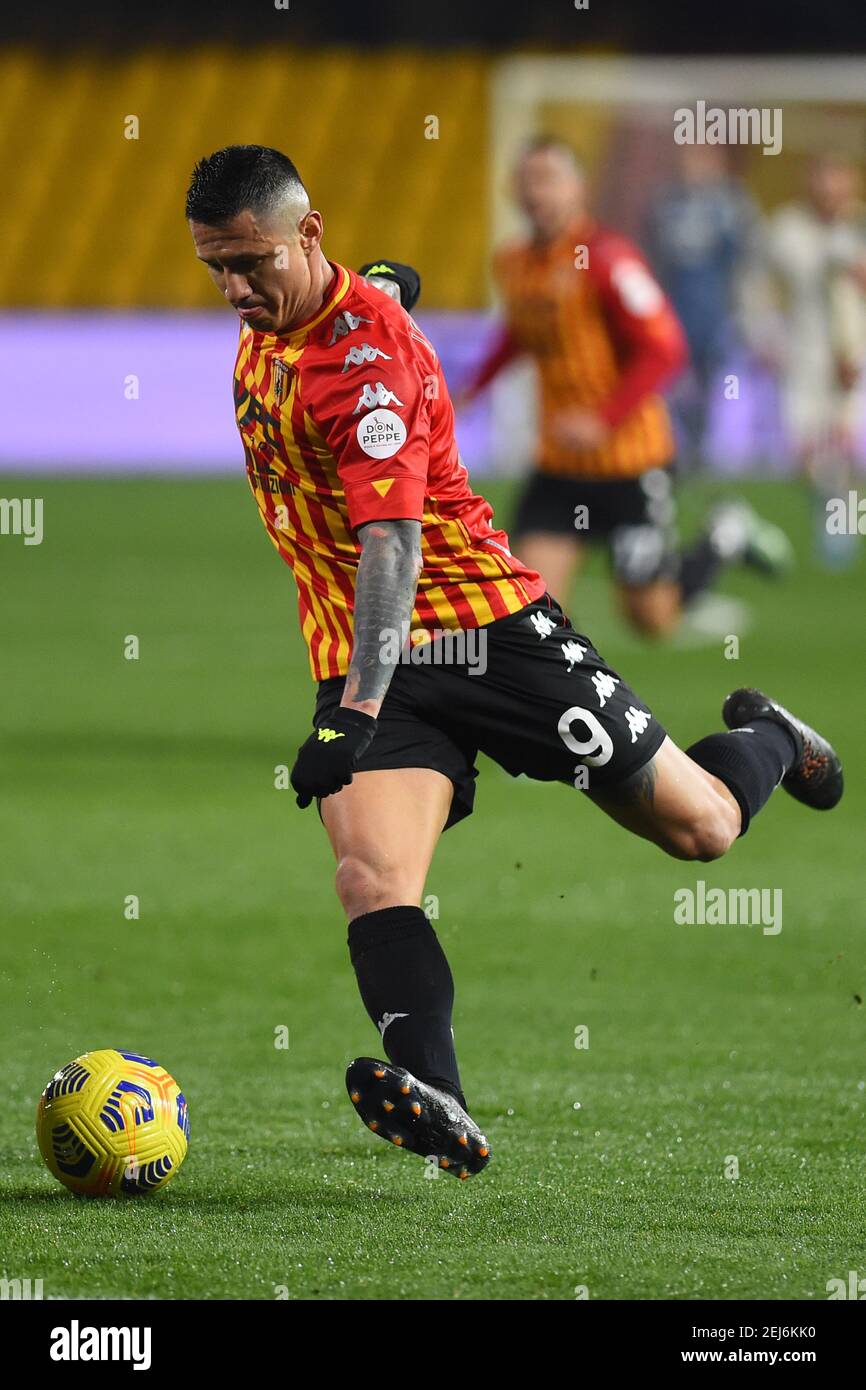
[645,144,760,474]
[459,137,792,638]
[740,153,866,568]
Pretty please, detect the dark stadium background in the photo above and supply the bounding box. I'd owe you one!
[5,0,865,52]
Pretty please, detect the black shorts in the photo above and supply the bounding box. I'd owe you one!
[512,467,680,586]
[314,595,667,830]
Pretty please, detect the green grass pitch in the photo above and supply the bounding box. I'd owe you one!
[0,472,864,1300]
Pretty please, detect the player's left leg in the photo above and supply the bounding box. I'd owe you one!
[588,687,843,858]
[586,734,741,860]
[447,596,843,862]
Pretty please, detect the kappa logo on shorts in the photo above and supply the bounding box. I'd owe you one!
[530,611,558,639]
[561,639,586,671]
[592,672,620,708]
[625,707,651,742]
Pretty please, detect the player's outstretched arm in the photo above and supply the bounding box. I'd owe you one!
[290,518,422,808]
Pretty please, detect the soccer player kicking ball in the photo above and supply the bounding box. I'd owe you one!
[187,146,843,1182]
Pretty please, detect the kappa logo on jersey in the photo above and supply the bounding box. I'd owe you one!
[327,310,373,346]
[356,408,407,460]
[341,343,393,373]
[352,381,404,415]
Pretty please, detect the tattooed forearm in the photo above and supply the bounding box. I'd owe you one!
[342,518,422,713]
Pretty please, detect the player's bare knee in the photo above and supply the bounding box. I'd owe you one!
[663,804,738,862]
[334,853,408,919]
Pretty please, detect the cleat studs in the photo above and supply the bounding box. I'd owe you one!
[350,1091,361,1103]
[457,1134,468,1146]
[373,1068,386,1079]
[440,1157,450,1168]
[458,1169,469,1181]
[391,1135,403,1146]
[478,1146,489,1158]
[368,1121,378,1131]
[382,1100,394,1112]
[399,1084,411,1094]
[409,1102,421,1116]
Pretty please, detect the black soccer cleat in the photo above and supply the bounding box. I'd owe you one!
[723,687,843,811]
[345,1057,491,1181]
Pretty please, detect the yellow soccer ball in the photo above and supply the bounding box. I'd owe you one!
[36,1049,189,1196]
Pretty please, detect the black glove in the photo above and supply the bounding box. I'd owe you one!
[291,708,377,808]
[358,259,421,313]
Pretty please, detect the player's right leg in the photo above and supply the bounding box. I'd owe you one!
[320,768,491,1180]
[321,767,451,920]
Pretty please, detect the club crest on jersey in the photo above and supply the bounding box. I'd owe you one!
[341,343,392,372]
[352,381,404,415]
[327,310,372,346]
[272,358,291,406]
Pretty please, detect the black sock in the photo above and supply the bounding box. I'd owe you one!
[686,719,798,836]
[678,533,725,603]
[348,906,466,1110]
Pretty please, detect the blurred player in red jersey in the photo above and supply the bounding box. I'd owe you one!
[187,146,841,1180]
[460,138,792,636]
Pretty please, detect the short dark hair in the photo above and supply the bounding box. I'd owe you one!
[185,145,307,224]
[522,134,582,173]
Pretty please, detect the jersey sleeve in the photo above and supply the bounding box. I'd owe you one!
[301,324,431,531]
[589,233,688,427]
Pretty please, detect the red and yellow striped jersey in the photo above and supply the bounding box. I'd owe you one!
[489,219,687,479]
[235,262,545,681]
